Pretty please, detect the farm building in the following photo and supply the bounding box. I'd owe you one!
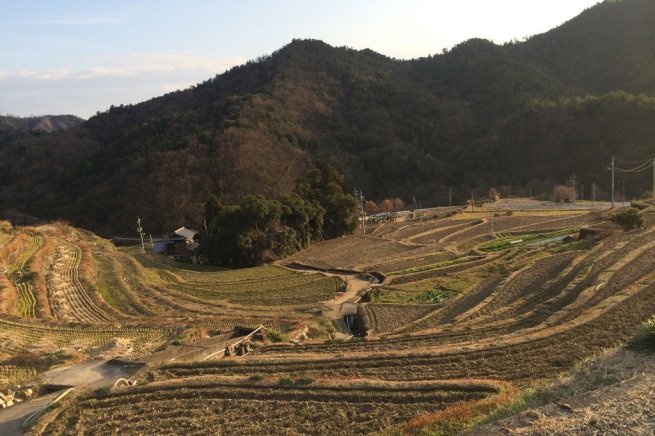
[153,227,201,261]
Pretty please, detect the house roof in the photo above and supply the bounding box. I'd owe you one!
[174,227,198,239]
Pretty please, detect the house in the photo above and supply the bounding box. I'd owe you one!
[153,227,201,262]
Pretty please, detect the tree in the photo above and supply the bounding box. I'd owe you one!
[202,195,284,267]
[488,187,499,202]
[279,191,324,247]
[392,198,405,212]
[379,199,394,212]
[201,163,356,267]
[364,200,379,215]
[552,185,574,203]
[306,163,357,238]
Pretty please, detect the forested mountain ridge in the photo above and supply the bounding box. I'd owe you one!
[1,0,654,235]
[0,115,84,133]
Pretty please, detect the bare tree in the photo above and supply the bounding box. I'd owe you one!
[379,199,394,212]
[552,185,574,203]
[364,200,379,215]
[488,187,499,202]
[392,198,405,212]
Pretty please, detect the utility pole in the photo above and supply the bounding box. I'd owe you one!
[622,179,625,204]
[420,203,424,230]
[490,206,494,235]
[569,174,577,203]
[449,188,453,207]
[580,184,584,201]
[610,156,615,208]
[353,189,365,235]
[137,217,145,253]
[592,182,596,207]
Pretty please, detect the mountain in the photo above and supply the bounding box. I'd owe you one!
[1,0,654,235]
[0,115,85,133]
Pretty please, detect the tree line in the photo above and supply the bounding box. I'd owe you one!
[201,164,357,267]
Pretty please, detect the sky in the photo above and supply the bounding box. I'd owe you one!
[0,0,602,118]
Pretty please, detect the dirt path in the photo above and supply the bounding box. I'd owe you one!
[0,360,140,436]
[42,359,139,390]
[0,392,60,436]
[279,263,375,338]
[321,273,372,338]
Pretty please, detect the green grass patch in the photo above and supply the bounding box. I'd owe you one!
[410,286,458,304]
[479,227,580,252]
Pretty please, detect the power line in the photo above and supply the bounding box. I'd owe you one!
[615,159,654,173]
[615,155,655,165]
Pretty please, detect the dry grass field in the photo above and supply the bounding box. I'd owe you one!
[3,202,655,435]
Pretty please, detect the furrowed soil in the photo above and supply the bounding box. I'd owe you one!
[3,205,655,435]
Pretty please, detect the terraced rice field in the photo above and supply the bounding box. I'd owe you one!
[3,234,41,318]
[359,303,439,334]
[5,205,655,435]
[35,378,503,435]
[286,235,415,270]
[0,364,37,388]
[0,317,175,356]
[47,239,113,323]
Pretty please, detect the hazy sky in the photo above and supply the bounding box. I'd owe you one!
[0,0,601,118]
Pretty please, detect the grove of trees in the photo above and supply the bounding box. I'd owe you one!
[201,164,357,266]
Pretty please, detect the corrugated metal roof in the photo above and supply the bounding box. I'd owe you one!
[174,227,198,239]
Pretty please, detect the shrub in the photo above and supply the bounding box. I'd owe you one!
[248,373,264,382]
[295,376,313,385]
[611,207,643,230]
[278,376,293,386]
[265,328,287,343]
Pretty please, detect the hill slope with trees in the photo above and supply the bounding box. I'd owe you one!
[1,0,654,235]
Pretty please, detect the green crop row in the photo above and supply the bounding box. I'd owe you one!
[479,227,580,252]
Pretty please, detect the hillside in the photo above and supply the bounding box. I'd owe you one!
[1,0,654,235]
[0,115,85,134]
[4,203,655,434]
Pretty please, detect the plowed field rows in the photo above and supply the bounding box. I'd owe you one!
[5,207,653,435]
[383,219,474,242]
[359,303,438,334]
[288,235,414,270]
[0,317,175,355]
[4,234,41,318]
[47,239,113,323]
[257,228,655,359]
[162,273,655,383]
[37,379,500,435]
[440,215,569,244]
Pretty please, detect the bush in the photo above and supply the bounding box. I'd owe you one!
[611,208,643,230]
[278,376,294,386]
[265,328,287,343]
[295,376,313,385]
[248,373,264,382]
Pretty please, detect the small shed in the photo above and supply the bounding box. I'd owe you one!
[154,227,201,261]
